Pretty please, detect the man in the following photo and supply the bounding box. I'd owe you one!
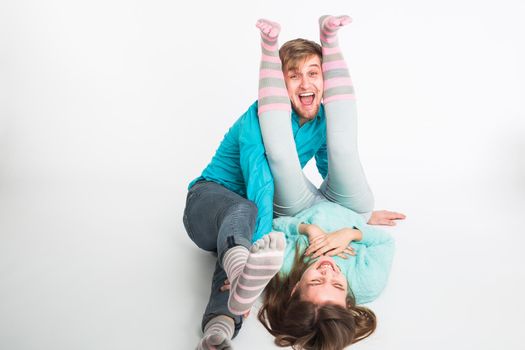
[186,37,328,241]
[184,36,329,350]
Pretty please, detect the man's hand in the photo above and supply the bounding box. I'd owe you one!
[368,210,406,226]
[304,228,361,259]
[219,278,231,292]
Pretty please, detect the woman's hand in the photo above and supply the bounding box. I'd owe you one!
[304,228,362,259]
[368,210,406,226]
[298,223,327,243]
[299,224,351,258]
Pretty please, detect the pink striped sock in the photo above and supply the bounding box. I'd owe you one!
[319,15,355,104]
[255,19,290,116]
[223,232,285,316]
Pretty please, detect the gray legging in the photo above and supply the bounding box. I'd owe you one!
[259,99,374,218]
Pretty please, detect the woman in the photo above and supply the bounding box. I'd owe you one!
[254,16,405,349]
[259,202,396,349]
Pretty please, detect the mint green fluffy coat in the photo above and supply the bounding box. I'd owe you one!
[272,201,395,304]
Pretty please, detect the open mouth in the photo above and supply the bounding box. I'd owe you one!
[299,92,315,106]
[317,259,337,272]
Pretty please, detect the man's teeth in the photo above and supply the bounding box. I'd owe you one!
[299,92,314,97]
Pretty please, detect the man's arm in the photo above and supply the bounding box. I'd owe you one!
[239,105,275,242]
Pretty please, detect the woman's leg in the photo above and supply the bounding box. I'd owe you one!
[183,181,284,347]
[318,15,374,216]
[256,19,318,217]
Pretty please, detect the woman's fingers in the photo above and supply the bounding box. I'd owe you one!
[336,247,356,259]
[326,246,344,257]
[328,244,354,256]
[328,246,356,257]
[312,244,337,258]
[305,238,328,256]
[311,236,326,245]
[309,241,332,257]
[308,236,357,258]
[306,245,324,256]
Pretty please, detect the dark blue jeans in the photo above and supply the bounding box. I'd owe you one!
[183,180,257,337]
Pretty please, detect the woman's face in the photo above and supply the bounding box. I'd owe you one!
[294,256,348,307]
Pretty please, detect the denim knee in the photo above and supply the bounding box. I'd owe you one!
[217,201,258,263]
[226,201,258,225]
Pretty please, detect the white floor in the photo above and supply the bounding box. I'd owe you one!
[2,1,525,349]
[1,156,524,349]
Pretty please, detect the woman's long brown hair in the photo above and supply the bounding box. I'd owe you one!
[258,244,377,349]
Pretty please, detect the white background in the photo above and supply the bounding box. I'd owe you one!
[1,0,524,349]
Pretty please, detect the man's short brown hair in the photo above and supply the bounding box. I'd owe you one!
[279,38,323,72]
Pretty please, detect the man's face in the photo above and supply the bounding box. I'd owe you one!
[284,55,324,126]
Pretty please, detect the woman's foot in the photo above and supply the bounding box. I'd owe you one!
[319,15,352,40]
[319,15,355,104]
[255,19,290,115]
[256,18,281,41]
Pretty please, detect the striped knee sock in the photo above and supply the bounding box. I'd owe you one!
[197,315,234,350]
[223,232,285,315]
[319,15,355,104]
[255,19,290,116]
